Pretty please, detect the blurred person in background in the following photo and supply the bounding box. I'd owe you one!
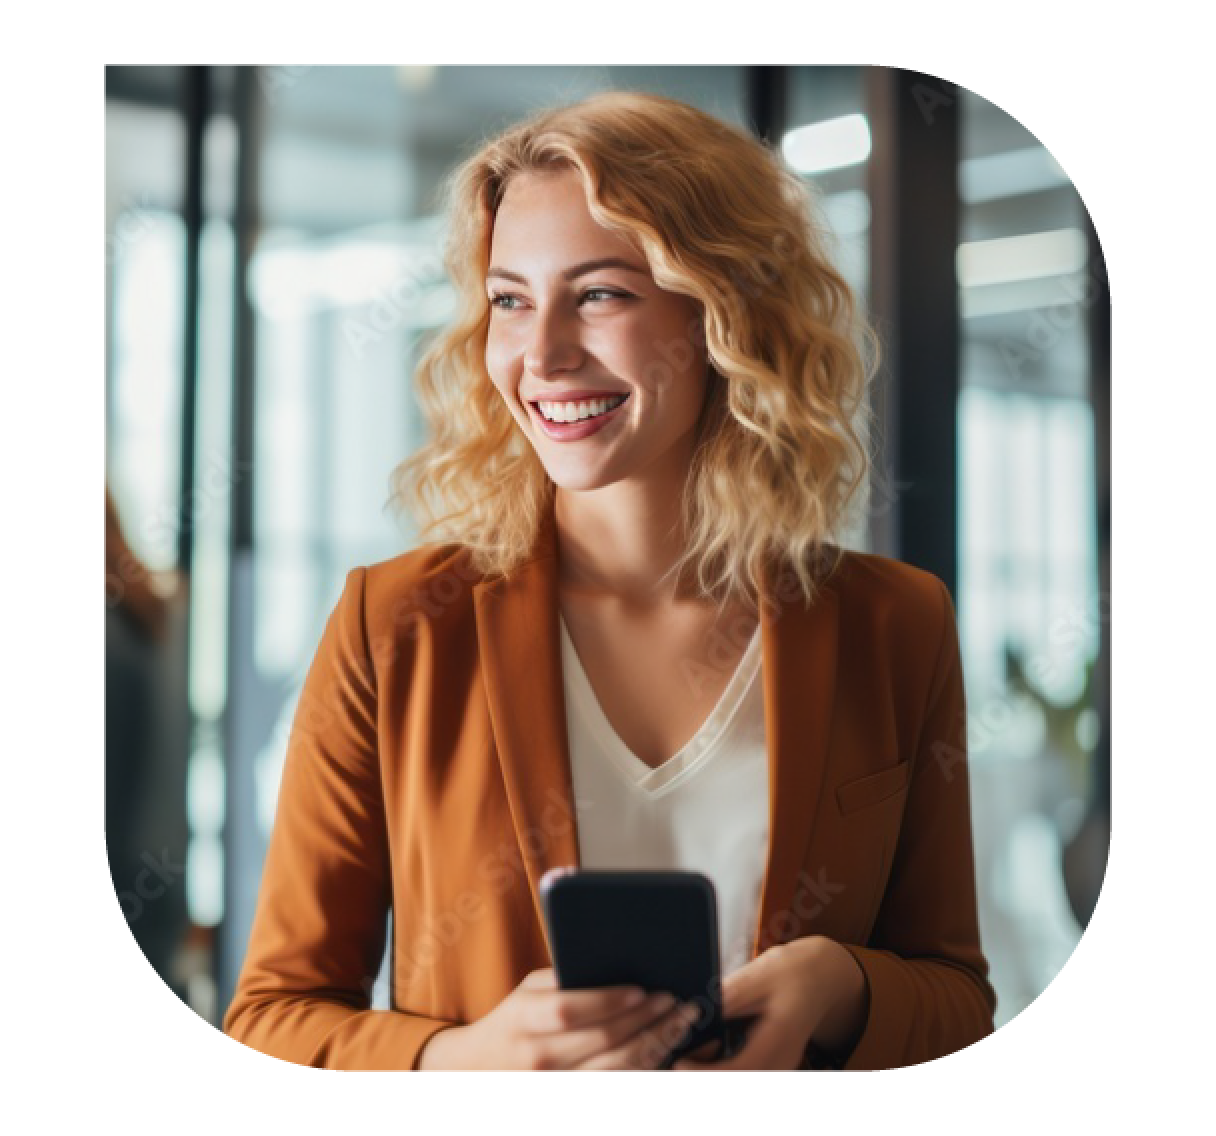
[105,485,190,997]
[1065,493,1113,929]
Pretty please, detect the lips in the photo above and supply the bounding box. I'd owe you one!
[527,390,631,441]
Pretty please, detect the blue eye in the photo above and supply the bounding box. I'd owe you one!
[487,288,633,311]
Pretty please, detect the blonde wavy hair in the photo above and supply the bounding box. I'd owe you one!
[388,90,878,613]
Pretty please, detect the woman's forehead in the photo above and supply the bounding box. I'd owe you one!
[490,174,646,270]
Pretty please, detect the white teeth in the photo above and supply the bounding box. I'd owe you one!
[537,394,627,423]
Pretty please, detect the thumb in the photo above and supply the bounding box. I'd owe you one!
[719,946,788,1016]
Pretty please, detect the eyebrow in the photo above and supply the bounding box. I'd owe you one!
[485,257,651,285]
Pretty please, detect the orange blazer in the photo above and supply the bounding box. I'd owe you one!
[223,501,996,1070]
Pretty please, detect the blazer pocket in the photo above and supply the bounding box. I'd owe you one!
[835,760,912,816]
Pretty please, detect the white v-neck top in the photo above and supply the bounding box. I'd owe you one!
[558,613,770,975]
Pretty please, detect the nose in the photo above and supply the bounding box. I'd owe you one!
[523,298,585,378]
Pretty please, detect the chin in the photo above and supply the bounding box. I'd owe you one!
[543,464,621,494]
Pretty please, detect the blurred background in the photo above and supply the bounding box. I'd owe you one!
[104,65,1110,1034]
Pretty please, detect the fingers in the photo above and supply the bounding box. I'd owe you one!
[514,970,725,1070]
[520,968,558,990]
[576,1000,704,1071]
[520,967,655,1035]
[673,1007,779,1071]
[527,983,649,1035]
[682,1038,726,1063]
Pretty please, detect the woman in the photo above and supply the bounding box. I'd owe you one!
[223,91,996,1071]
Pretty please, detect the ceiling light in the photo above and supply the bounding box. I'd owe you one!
[957,228,1088,289]
[781,113,871,176]
[396,64,440,91]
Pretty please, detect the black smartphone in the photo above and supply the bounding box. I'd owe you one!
[539,867,754,1067]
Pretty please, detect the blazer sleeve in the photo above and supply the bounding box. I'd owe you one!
[821,578,997,1070]
[221,566,454,1070]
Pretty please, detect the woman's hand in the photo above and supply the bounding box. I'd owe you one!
[417,967,702,1070]
[672,936,869,1071]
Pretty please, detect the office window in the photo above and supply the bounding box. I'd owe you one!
[957,85,1099,1023]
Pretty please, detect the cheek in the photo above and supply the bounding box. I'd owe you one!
[623,318,707,410]
[484,335,517,391]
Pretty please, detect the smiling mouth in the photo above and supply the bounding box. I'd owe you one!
[528,391,631,423]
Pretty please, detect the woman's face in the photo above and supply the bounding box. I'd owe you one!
[484,168,710,492]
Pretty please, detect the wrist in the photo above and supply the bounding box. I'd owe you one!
[417,1023,467,1070]
[794,936,869,1058]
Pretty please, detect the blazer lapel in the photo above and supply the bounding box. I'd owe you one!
[750,556,840,958]
[473,495,842,966]
[473,500,580,961]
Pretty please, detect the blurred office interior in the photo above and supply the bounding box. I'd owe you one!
[104,65,1110,1036]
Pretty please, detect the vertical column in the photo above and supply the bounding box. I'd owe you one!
[746,65,788,145]
[865,68,961,595]
[178,66,210,574]
[219,65,263,1015]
